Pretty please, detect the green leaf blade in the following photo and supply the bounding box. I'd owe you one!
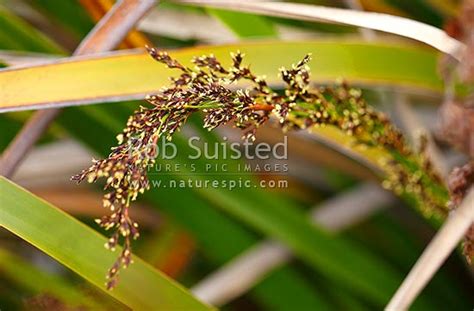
[208,8,277,38]
[0,177,213,311]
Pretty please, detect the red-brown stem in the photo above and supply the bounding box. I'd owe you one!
[250,104,274,111]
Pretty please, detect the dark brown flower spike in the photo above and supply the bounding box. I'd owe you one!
[73,47,449,289]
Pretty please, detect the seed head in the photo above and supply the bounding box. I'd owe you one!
[74,48,451,288]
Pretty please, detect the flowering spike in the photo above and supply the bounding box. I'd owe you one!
[73,49,450,289]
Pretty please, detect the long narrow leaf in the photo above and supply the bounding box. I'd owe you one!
[0,177,213,311]
[0,40,443,112]
[175,0,463,59]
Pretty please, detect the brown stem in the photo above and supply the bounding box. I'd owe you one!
[249,104,274,111]
[0,0,157,178]
[0,109,61,177]
[79,0,151,48]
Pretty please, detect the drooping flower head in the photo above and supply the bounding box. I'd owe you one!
[73,47,448,289]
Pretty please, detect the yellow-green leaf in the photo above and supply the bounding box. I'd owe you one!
[0,40,442,112]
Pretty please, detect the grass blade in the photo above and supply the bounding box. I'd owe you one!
[0,176,213,311]
[175,0,463,59]
[0,40,443,112]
